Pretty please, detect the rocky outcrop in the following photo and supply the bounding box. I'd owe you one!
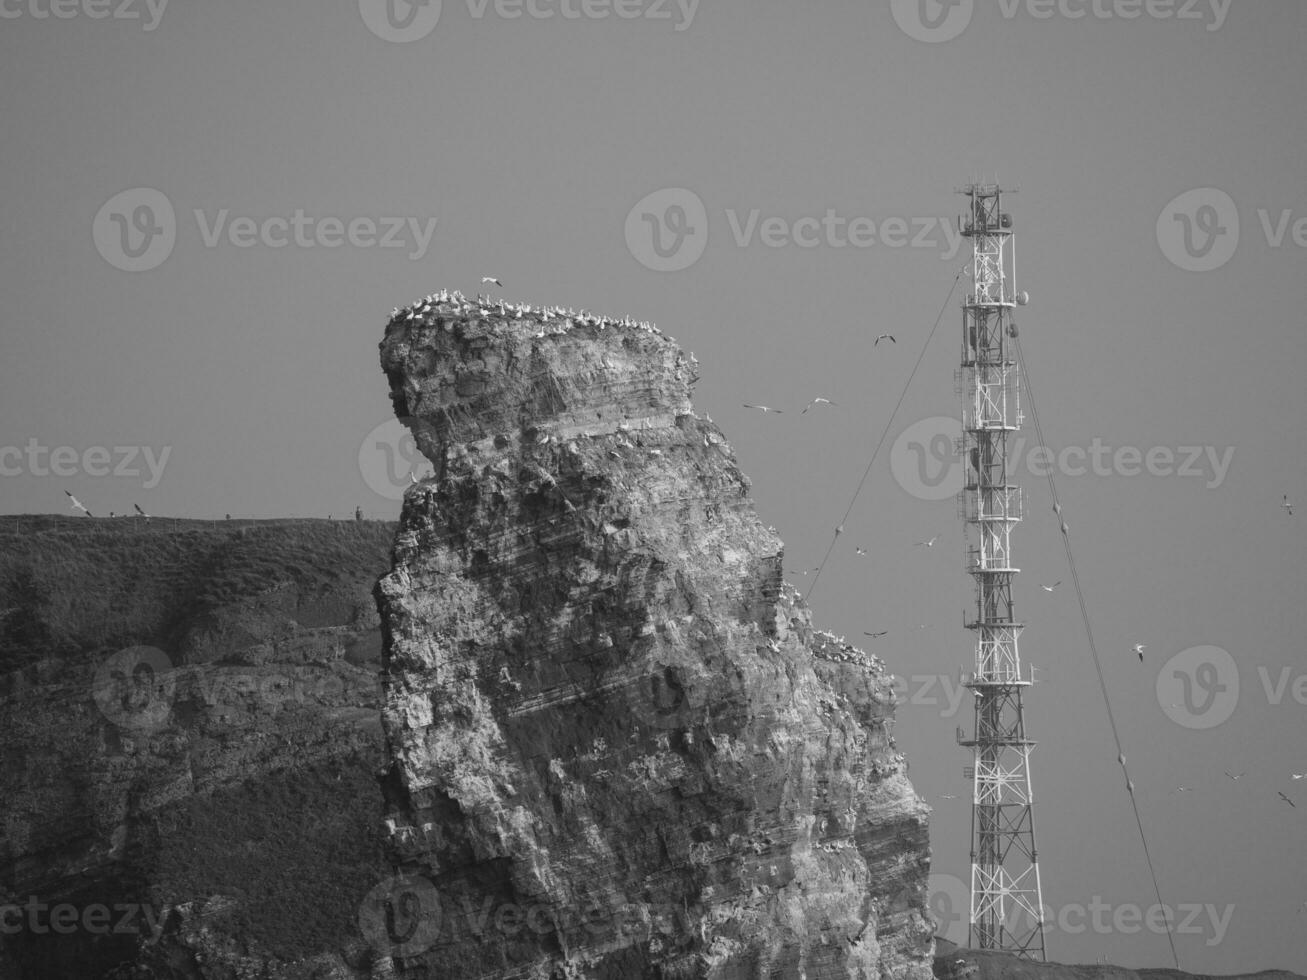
[373,293,935,978]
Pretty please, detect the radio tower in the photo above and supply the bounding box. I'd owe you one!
[955,182,1046,959]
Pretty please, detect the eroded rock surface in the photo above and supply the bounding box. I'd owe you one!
[374,293,935,979]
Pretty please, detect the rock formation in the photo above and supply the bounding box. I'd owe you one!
[373,292,936,978]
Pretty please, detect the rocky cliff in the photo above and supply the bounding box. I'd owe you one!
[0,517,396,978]
[372,292,936,978]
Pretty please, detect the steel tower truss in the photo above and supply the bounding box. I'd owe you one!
[954,183,1046,960]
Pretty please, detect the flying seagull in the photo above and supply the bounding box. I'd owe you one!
[1293,773,1306,780]
[1225,770,1244,781]
[863,630,888,639]
[1040,581,1061,592]
[801,397,837,414]
[915,535,939,548]
[743,404,784,414]
[481,277,503,287]
[1133,643,1146,662]
[940,794,957,800]
[1174,786,1192,793]
[873,334,896,346]
[855,547,868,557]
[1279,791,1296,808]
[133,503,149,518]
[1283,495,1294,516]
[65,491,92,517]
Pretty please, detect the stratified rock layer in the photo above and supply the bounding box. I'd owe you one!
[375,293,936,979]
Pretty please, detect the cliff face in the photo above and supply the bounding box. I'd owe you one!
[373,293,936,978]
[0,518,396,978]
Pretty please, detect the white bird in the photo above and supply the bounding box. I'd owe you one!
[1293,774,1306,780]
[1133,643,1146,662]
[1225,770,1244,781]
[1040,581,1061,592]
[1279,791,1296,808]
[134,503,148,518]
[1283,495,1294,516]
[863,630,887,639]
[409,471,419,485]
[801,397,837,414]
[915,535,939,548]
[873,334,896,346]
[65,491,92,517]
[1174,786,1192,793]
[482,277,502,287]
[940,794,957,800]
[855,547,868,557]
[743,404,784,414]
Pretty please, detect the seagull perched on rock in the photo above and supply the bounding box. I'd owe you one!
[1133,643,1146,662]
[743,404,784,414]
[873,334,895,346]
[1040,581,1061,592]
[801,397,837,414]
[1283,495,1294,516]
[64,491,92,517]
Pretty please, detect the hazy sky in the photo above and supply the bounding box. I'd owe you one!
[2,0,1305,973]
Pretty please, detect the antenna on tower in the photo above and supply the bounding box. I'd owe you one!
[955,181,1046,960]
